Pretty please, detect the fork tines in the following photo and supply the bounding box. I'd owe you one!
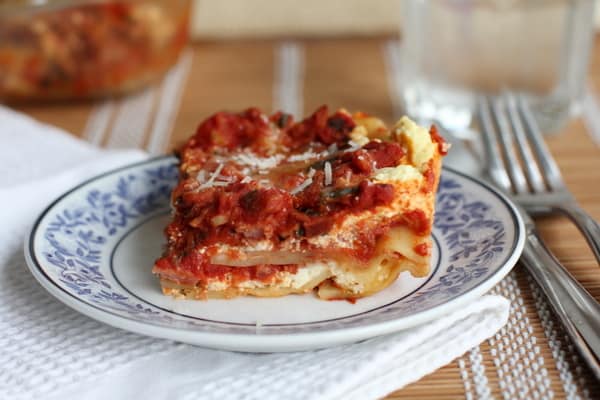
[478,93,565,195]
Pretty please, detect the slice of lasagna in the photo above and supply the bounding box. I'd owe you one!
[153,106,448,300]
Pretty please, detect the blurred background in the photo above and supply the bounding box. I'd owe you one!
[190,0,401,38]
[1,0,599,143]
[189,0,600,39]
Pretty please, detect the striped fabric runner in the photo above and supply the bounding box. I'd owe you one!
[83,50,193,154]
[273,42,304,118]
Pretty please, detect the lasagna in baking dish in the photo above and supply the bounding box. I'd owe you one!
[153,106,448,300]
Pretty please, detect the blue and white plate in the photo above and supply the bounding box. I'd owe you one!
[25,156,524,352]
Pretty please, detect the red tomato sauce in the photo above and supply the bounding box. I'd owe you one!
[155,256,298,285]
[414,243,430,257]
[156,106,437,280]
[429,125,449,155]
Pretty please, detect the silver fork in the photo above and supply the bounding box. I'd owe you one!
[478,94,600,379]
[480,92,600,264]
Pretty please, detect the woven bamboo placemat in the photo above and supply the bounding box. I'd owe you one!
[14,37,600,399]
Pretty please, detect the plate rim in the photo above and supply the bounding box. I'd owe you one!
[24,156,525,352]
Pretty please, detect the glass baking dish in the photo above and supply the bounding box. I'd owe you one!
[0,0,191,101]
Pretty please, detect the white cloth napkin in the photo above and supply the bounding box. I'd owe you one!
[0,106,510,400]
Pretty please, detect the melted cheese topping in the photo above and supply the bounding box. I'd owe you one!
[394,116,435,170]
[373,165,423,183]
[353,114,390,140]
[349,125,370,146]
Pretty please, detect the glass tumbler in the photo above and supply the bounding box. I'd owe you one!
[400,0,596,133]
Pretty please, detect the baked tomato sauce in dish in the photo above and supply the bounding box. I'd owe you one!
[153,106,448,301]
[0,1,189,100]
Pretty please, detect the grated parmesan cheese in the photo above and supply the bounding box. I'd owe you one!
[307,168,316,178]
[328,143,338,154]
[233,152,282,170]
[344,140,361,153]
[211,172,233,187]
[290,178,313,195]
[287,151,321,162]
[241,176,252,184]
[196,170,207,183]
[217,175,233,182]
[324,161,332,186]
[199,163,224,189]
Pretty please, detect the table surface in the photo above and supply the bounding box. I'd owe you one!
[11,37,600,399]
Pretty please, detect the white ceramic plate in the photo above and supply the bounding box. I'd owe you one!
[25,156,524,352]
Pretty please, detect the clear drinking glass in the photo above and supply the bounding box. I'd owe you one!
[400,0,596,133]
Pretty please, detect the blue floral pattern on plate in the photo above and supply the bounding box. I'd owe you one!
[26,156,524,341]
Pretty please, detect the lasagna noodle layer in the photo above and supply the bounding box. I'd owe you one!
[156,226,431,300]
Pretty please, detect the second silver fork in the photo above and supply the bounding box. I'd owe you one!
[479,93,600,264]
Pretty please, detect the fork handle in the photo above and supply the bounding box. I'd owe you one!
[522,228,600,379]
[556,203,600,265]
